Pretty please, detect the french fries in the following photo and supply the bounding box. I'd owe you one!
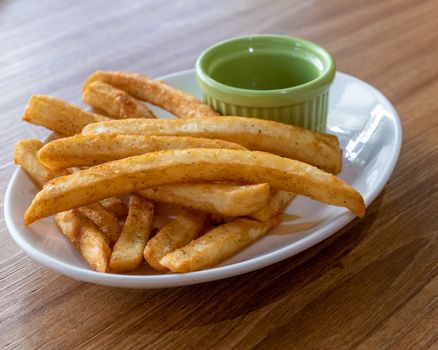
[82,116,341,173]
[77,203,121,245]
[53,210,83,248]
[100,197,128,218]
[160,216,282,272]
[138,183,270,217]
[109,195,154,273]
[249,190,296,222]
[24,149,365,224]
[83,81,157,119]
[144,209,208,272]
[83,71,219,119]
[15,69,367,275]
[37,134,245,169]
[54,209,111,272]
[22,95,110,136]
[14,139,117,271]
[14,139,69,187]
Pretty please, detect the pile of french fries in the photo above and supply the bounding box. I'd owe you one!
[14,71,365,274]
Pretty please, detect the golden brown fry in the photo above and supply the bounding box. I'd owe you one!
[99,197,128,218]
[22,95,110,136]
[53,210,82,248]
[83,71,219,119]
[24,149,365,224]
[15,139,122,246]
[77,203,121,245]
[14,139,109,274]
[54,209,111,272]
[109,195,154,273]
[144,209,208,272]
[14,139,70,187]
[82,116,341,173]
[138,183,270,217]
[37,134,245,169]
[83,81,157,119]
[160,216,282,272]
[249,190,296,222]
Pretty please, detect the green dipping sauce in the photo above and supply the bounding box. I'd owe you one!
[196,35,336,132]
[210,51,321,90]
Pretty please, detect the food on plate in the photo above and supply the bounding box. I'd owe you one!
[83,81,157,119]
[160,216,282,272]
[55,209,111,272]
[83,71,219,119]
[138,183,270,217]
[82,116,341,174]
[109,195,155,273]
[24,148,365,224]
[144,209,208,272]
[37,134,245,169]
[13,68,366,275]
[14,139,70,187]
[99,197,128,218]
[22,95,110,136]
[249,190,297,222]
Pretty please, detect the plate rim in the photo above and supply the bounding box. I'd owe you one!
[4,70,402,288]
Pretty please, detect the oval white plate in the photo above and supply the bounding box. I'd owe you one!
[4,70,401,288]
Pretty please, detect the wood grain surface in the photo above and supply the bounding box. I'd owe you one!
[1,0,437,349]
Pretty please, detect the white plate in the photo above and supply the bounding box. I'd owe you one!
[4,70,402,288]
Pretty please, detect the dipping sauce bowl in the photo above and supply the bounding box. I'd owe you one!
[196,35,335,132]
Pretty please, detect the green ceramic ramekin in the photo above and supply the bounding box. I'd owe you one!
[196,35,336,132]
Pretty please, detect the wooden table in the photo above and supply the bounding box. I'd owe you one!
[1,0,437,348]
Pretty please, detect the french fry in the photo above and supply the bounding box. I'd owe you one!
[160,215,282,272]
[24,149,365,224]
[14,139,69,187]
[55,209,111,272]
[22,95,110,136]
[83,81,157,119]
[83,71,219,119]
[37,134,245,169]
[144,209,208,272]
[99,197,128,218]
[53,210,83,248]
[138,183,270,217]
[109,195,154,273]
[82,116,341,173]
[249,190,296,222]
[77,203,121,245]
[15,139,120,249]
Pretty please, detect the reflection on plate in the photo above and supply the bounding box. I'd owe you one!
[4,70,402,288]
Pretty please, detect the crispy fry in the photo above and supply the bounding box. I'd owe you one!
[24,149,365,224]
[99,197,128,218]
[14,139,69,187]
[160,216,282,272]
[83,81,157,119]
[249,190,296,222]
[83,71,219,119]
[54,209,111,272]
[22,95,110,136]
[37,134,245,169]
[109,195,154,273]
[15,139,122,246]
[53,210,82,248]
[77,203,121,245]
[144,209,208,272]
[138,183,270,217]
[82,116,341,173]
